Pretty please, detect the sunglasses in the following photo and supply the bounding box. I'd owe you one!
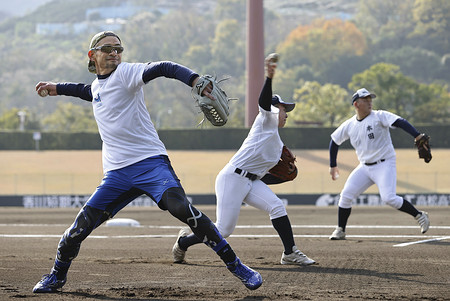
[91,45,124,54]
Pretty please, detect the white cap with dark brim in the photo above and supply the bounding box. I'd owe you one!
[352,88,376,103]
[271,94,295,112]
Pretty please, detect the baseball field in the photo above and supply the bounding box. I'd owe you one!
[0,205,449,300]
[0,150,449,300]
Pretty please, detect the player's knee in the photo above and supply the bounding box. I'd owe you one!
[57,205,108,261]
[382,194,403,209]
[162,187,210,229]
[216,223,233,238]
[269,204,287,220]
[338,196,353,208]
[161,187,193,222]
[218,229,232,238]
[64,205,106,242]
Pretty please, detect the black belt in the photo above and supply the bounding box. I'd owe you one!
[365,159,385,166]
[234,168,258,181]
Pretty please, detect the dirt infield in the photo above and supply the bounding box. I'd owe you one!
[1,206,449,300]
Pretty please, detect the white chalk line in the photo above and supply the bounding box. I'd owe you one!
[1,224,449,229]
[0,224,448,247]
[393,236,450,247]
[0,234,446,239]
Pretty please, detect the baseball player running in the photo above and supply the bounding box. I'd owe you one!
[172,54,316,266]
[328,88,431,240]
[32,31,262,293]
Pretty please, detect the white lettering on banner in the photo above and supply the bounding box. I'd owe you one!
[367,194,380,206]
[22,195,158,208]
[315,194,340,206]
[404,194,414,204]
[438,195,450,206]
[356,195,367,205]
[58,195,72,207]
[23,195,90,208]
[315,194,450,206]
[405,194,449,206]
[15,194,449,208]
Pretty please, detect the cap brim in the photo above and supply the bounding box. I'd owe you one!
[352,93,376,103]
[284,103,295,112]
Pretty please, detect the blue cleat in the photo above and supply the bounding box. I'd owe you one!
[32,273,66,293]
[227,257,262,290]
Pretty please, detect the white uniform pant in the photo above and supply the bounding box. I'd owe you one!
[338,157,403,209]
[215,163,287,238]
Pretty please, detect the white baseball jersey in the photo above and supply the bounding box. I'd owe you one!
[331,110,400,164]
[332,110,404,209]
[91,62,167,173]
[215,105,287,238]
[229,106,283,177]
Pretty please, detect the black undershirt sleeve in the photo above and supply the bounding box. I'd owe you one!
[258,77,273,111]
[329,139,339,167]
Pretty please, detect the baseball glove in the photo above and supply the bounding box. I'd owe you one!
[415,134,432,163]
[268,146,298,181]
[192,75,230,126]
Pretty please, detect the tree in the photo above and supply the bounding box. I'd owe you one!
[412,83,450,124]
[41,102,97,132]
[215,0,246,22]
[2,0,449,130]
[273,16,372,87]
[349,62,450,124]
[182,45,212,74]
[353,0,415,48]
[412,0,450,56]
[277,18,366,84]
[125,10,214,62]
[0,108,40,131]
[349,63,418,117]
[210,19,245,77]
[289,81,352,127]
[0,108,23,130]
[272,65,318,103]
[376,46,442,84]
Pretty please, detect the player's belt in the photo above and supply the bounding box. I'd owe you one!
[365,159,385,166]
[234,168,258,181]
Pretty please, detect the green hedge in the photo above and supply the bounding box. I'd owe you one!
[0,125,447,150]
[0,131,102,150]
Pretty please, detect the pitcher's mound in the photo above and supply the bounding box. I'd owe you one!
[106,218,140,227]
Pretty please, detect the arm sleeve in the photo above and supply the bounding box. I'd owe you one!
[142,61,199,86]
[329,139,339,167]
[392,118,421,137]
[258,77,273,112]
[56,83,92,102]
[260,173,287,185]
